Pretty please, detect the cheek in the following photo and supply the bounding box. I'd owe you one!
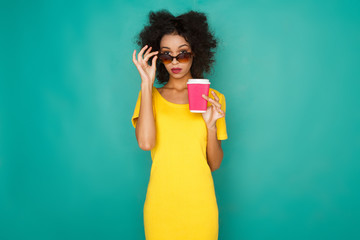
[187,61,193,69]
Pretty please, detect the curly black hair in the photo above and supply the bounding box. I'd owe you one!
[133,9,219,85]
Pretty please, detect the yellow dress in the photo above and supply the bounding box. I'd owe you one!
[131,86,228,240]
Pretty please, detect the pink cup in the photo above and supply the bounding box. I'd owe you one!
[187,79,211,113]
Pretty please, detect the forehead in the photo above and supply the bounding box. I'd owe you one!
[160,34,190,49]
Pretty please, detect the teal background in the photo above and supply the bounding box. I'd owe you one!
[1,0,359,239]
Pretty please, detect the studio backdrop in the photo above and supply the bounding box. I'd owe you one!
[0,0,359,239]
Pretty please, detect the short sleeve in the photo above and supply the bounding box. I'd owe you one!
[131,90,141,128]
[216,94,228,140]
[131,89,156,128]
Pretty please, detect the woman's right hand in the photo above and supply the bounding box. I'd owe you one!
[132,45,159,85]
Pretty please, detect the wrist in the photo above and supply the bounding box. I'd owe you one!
[141,82,153,91]
[207,124,217,131]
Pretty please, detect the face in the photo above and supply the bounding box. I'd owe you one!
[159,33,194,78]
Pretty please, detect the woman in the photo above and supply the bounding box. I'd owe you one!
[131,9,228,240]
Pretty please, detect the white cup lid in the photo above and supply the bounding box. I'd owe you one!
[187,79,211,84]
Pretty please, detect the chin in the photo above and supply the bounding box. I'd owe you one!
[172,73,184,78]
[167,71,182,77]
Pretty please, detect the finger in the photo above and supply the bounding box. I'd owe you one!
[144,51,159,62]
[209,95,222,108]
[144,46,152,57]
[138,45,149,62]
[151,54,158,67]
[133,50,143,69]
[211,91,220,101]
[133,50,146,74]
[133,50,139,65]
[216,106,224,114]
[143,46,152,61]
[202,94,221,108]
[213,105,224,116]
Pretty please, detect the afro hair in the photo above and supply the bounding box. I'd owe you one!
[133,9,219,85]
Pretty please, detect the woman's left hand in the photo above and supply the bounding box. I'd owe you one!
[201,91,225,129]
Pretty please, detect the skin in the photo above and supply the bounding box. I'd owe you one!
[132,32,225,171]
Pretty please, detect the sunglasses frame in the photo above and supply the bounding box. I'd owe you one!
[157,51,194,64]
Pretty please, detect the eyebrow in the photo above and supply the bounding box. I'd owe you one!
[161,44,189,50]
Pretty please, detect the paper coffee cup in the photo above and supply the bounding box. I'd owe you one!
[187,79,211,113]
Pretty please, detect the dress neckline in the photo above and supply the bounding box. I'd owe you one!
[154,87,189,107]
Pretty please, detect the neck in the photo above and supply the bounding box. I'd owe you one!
[165,71,193,90]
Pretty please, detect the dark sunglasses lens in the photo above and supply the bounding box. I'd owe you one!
[158,52,192,64]
[178,52,191,62]
[159,54,172,64]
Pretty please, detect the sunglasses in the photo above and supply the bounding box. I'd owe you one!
[157,51,194,64]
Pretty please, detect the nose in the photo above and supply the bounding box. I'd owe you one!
[172,57,179,64]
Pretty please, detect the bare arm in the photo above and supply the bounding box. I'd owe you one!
[206,126,223,171]
[135,83,156,151]
[201,91,226,171]
[132,45,158,151]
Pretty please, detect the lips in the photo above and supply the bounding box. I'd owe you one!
[171,68,182,73]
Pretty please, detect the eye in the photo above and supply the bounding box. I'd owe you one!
[162,50,188,55]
